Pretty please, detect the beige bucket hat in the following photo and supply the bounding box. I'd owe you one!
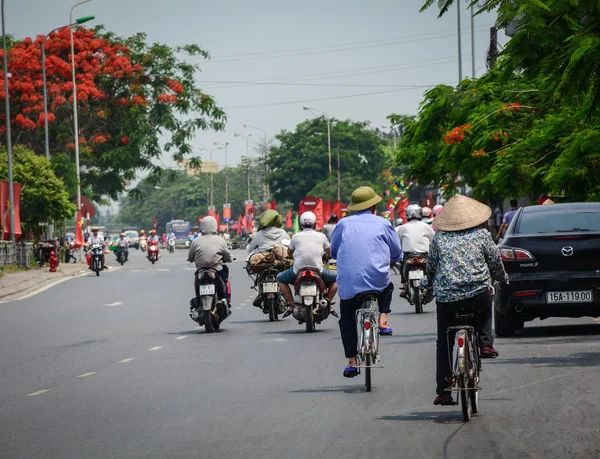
[433,195,491,231]
[348,186,382,212]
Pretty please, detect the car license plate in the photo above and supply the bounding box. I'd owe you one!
[262,282,278,293]
[546,291,593,304]
[300,284,318,296]
[408,270,424,280]
[199,284,215,296]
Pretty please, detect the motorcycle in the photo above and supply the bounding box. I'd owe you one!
[168,239,175,254]
[115,246,128,265]
[293,267,331,332]
[402,253,434,314]
[140,237,148,252]
[189,266,232,333]
[247,263,287,322]
[90,243,104,276]
[147,241,159,264]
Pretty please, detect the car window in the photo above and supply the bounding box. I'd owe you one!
[125,231,138,238]
[515,209,600,234]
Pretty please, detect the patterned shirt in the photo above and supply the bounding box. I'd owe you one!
[426,228,507,303]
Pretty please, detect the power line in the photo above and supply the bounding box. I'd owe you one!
[191,25,492,63]
[197,80,440,89]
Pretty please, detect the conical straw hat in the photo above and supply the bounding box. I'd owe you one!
[542,199,555,205]
[433,195,491,231]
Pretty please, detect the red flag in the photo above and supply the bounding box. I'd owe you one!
[314,198,324,231]
[270,199,277,211]
[216,213,221,227]
[299,200,305,215]
[386,197,394,222]
[397,198,409,222]
[285,210,292,229]
[74,210,85,248]
[237,215,242,235]
[331,201,341,219]
[0,182,22,241]
[323,200,331,223]
[422,192,434,208]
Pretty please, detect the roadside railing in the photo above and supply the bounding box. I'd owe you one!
[0,242,35,269]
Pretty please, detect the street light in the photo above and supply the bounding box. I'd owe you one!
[42,15,94,163]
[242,124,269,202]
[233,132,252,201]
[303,106,332,176]
[198,146,215,207]
[213,142,229,203]
[1,0,14,241]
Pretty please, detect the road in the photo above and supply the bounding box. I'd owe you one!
[1,248,599,458]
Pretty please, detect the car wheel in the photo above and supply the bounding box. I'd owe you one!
[494,307,515,337]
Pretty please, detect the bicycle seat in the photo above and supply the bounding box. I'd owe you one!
[356,290,380,302]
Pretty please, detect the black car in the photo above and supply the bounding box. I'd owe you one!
[494,202,600,336]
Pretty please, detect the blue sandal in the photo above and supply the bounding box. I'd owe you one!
[380,326,393,335]
[343,366,359,378]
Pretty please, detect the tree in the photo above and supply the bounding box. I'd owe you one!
[0,26,225,201]
[0,145,76,234]
[267,118,387,204]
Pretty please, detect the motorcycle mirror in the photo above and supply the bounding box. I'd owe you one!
[281,239,291,247]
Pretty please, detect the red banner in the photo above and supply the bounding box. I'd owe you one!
[323,200,331,223]
[223,204,231,221]
[314,198,324,230]
[237,215,243,235]
[285,210,292,229]
[208,206,216,218]
[74,210,85,248]
[396,198,409,222]
[245,200,254,217]
[300,196,318,214]
[0,182,22,240]
[331,201,341,219]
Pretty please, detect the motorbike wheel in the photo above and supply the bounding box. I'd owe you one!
[266,297,277,322]
[365,353,372,392]
[151,259,155,265]
[305,305,315,332]
[413,287,423,314]
[204,310,214,333]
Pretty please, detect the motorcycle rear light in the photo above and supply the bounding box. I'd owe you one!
[364,321,371,330]
[500,247,534,261]
[457,337,465,347]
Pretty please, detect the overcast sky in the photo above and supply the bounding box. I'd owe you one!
[7,0,505,181]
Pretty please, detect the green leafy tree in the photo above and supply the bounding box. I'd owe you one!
[0,146,76,234]
[267,118,387,204]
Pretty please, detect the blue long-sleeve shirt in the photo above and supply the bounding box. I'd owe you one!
[330,210,403,300]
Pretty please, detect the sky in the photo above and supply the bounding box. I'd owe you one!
[6,0,507,208]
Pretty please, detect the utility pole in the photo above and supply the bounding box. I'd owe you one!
[487,26,498,70]
[470,5,476,78]
[457,0,463,82]
[337,144,341,202]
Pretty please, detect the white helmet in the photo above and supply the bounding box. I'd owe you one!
[422,206,432,218]
[299,211,317,228]
[394,218,404,227]
[405,203,423,221]
[120,232,125,237]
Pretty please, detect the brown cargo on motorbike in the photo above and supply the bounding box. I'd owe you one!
[247,246,286,273]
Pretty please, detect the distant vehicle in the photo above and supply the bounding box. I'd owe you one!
[125,230,140,249]
[166,220,191,241]
[495,202,600,336]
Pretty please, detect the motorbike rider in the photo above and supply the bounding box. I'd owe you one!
[396,203,435,297]
[167,229,176,249]
[277,211,339,318]
[87,227,106,270]
[330,186,403,377]
[322,214,338,242]
[116,232,129,262]
[147,229,160,259]
[421,195,507,406]
[247,210,289,307]
[187,216,232,301]
[422,206,434,225]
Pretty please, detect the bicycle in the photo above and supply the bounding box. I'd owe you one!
[354,291,384,392]
[446,308,482,422]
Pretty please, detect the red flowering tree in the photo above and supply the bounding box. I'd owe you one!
[0,27,225,200]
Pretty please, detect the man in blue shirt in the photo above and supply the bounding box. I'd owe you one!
[330,186,403,378]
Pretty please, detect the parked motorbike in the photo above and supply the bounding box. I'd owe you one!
[293,267,330,332]
[115,246,128,265]
[90,244,104,276]
[168,239,175,254]
[147,241,159,264]
[140,237,148,252]
[189,265,232,333]
[402,253,433,314]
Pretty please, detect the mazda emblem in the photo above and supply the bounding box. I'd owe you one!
[561,246,574,257]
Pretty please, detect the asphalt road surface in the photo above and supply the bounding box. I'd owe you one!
[1,249,599,458]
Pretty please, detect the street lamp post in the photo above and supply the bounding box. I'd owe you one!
[242,124,269,203]
[303,106,332,176]
[2,0,15,242]
[233,132,252,201]
[213,142,229,203]
[42,16,94,163]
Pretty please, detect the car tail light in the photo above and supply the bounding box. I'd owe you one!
[515,291,536,297]
[364,320,371,330]
[457,337,465,347]
[500,247,535,261]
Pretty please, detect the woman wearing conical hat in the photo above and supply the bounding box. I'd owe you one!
[425,195,508,406]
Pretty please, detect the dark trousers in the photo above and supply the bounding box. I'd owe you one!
[194,266,229,300]
[436,289,493,395]
[339,283,394,358]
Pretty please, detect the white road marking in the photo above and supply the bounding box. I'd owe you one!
[119,358,135,363]
[104,301,123,307]
[149,346,163,351]
[175,336,187,340]
[185,268,195,271]
[130,269,142,272]
[77,372,97,378]
[26,389,50,396]
[234,307,241,310]
[157,268,170,272]
[257,338,287,343]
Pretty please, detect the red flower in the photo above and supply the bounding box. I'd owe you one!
[121,135,130,145]
[158,93,177,104]
[166,78,184,95]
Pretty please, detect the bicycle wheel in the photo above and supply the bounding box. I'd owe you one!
[365,353,372,392]
[469,377,478,414]
[459,375,471,422]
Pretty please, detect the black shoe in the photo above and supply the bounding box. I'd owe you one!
[330,308,339,318]
[433,393,455,406]
[253,295,263,308]
[282,307,293,318]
